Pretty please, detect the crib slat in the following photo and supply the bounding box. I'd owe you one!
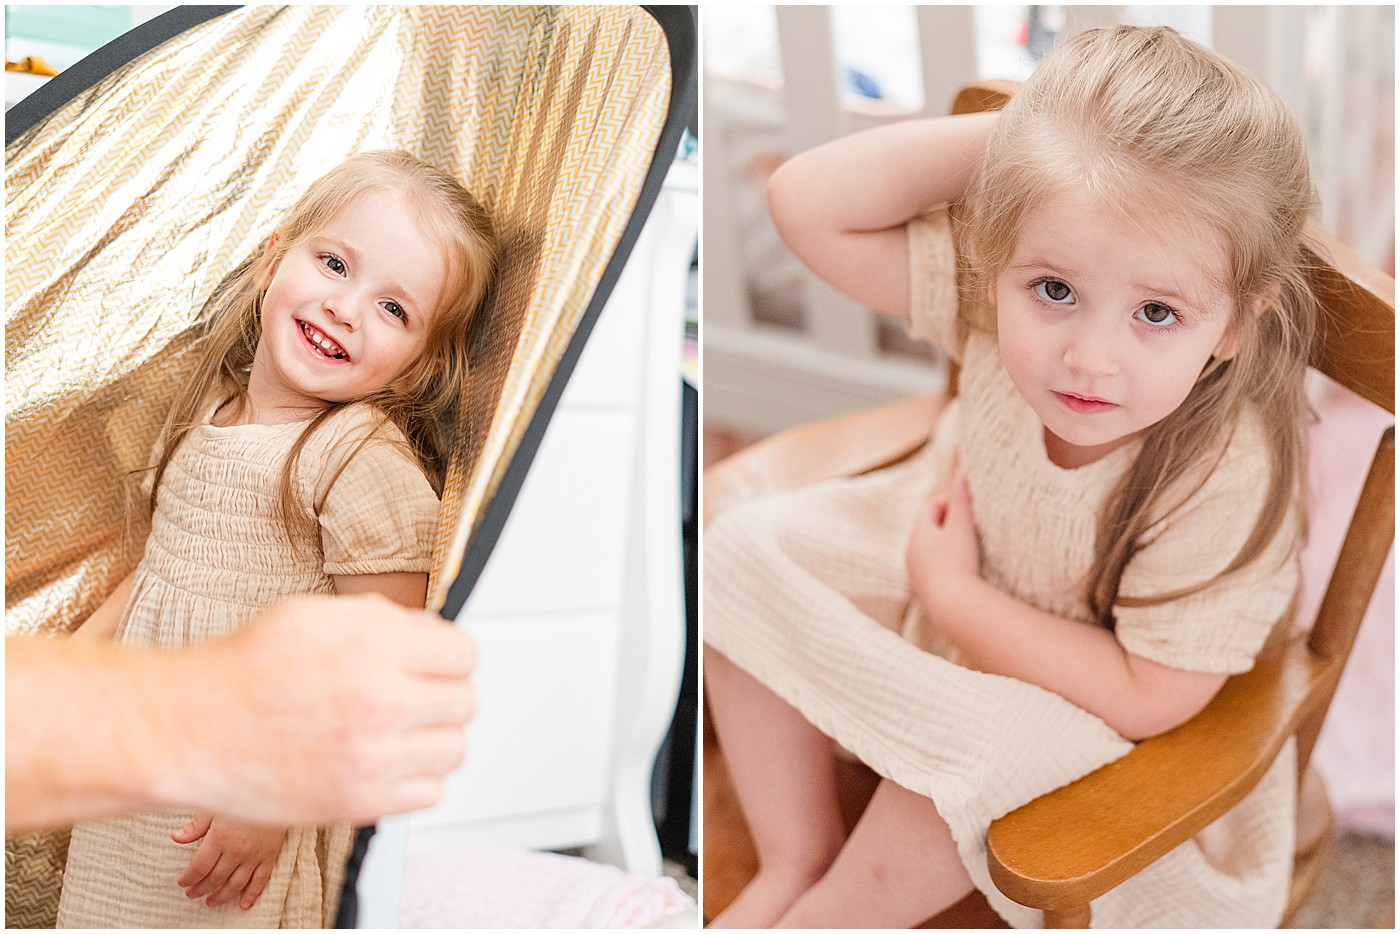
[1315,7,1347,240]
[915,5,978,115]
[1214,6,1307,120]
[1064,6,1122,33]
[775,6,878,359]
[700,87,753,332]
[1348,6,1391,267]
[704,4,1391,434]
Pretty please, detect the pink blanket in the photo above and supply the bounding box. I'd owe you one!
[1299,376,1394,836]
[400,846,696,929]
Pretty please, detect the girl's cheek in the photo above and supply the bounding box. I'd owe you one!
[997,330,1032,375]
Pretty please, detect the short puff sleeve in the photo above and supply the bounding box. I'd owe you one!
[1113,419,1300,674]
[906,206,968,362]
[309,411,439,577]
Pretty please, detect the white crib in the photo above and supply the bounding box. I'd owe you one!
[703,4,1394,435]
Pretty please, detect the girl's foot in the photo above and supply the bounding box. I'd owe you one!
[708,863,830,929]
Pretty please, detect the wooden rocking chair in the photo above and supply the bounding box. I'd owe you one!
[702,82,1395,928]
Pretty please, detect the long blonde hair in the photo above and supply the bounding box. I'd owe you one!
[151,150,498,540]
[958,26,1315,626]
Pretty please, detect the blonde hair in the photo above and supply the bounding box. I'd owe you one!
[151,150,498,541]
[958,26,1315,626]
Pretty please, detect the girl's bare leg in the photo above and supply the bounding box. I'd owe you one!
[705,645,847,928]
[775,778,975,929]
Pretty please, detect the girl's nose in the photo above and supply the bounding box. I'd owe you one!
[324,292,358,330]
[1062,325,1118,378]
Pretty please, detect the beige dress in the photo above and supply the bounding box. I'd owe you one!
[57,403,439,929]
[703,210,1301,928]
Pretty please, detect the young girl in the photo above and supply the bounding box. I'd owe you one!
[705,26,1313,929]
[56,150,498,928]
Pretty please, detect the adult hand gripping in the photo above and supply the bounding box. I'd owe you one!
[5,593,476,832]
[172,593,476,827]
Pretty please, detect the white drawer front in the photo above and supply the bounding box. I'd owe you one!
[412,611,621,831]
[465,410,635,616]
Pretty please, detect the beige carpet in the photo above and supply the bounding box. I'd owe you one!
[1289,831,1395,929]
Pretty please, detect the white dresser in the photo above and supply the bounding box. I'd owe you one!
[357,158,698,924]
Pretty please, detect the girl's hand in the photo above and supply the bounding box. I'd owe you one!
[173,813,286,910]
[905,476,981,615]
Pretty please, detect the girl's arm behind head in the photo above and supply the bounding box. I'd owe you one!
[767,112,997,321]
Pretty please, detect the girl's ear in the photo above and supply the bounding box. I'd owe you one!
[253,233,281,289]
[1214,324,1240,362]
[1214,295,1269,361]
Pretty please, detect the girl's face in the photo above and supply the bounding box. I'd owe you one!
[994,188,1236,469]
[250,187,448,417]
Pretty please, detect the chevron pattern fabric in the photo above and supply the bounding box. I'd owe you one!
[6,5,671,923]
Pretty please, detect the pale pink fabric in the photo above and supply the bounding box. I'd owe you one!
[1298,375,1395,836]
[399,846,696,929]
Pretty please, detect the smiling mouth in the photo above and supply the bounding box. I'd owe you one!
[299,321,349,361]
[1054,391,1117,414]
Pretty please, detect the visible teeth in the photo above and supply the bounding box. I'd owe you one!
[301,322,346,359]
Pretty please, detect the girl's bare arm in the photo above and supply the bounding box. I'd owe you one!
[70,572,135,641]
[908,481,1226,741]
[925,577,1226,741]
[767,112,998,321]
[333,571,428,609]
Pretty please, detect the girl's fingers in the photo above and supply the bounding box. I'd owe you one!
[186,853,233,899]
[176,844,219,890]
[172,812,213,844]
[385,727,470,781]
[917,491,948,524]
[945,477,973,520]
[241,862,276,910]
[178,865,210,895]
[206,863,254,909]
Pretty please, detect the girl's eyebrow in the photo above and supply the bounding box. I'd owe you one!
[317,235,361,264]
[1010,258,1080,276]
[1132,282,1200,307]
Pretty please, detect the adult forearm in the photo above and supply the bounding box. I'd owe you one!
[6,638,179,831]
[8,594,475,833]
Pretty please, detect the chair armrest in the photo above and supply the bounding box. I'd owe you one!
[986,637,1343,913]
[703,392,948,529]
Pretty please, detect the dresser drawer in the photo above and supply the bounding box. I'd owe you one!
[412,611,621,830]
[465,410,636,616]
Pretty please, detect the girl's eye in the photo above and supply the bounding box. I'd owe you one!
[1137,302,1179,328]
[1034,279,1074,304]
[383,302,406,320]
[322,255,346,275]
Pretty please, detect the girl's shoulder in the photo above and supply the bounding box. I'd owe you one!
[1157,404,1280,535]
[299,403,430,498]
[1115,405,1300,673]
[1204,405,1272,490]
[311,402,412,453]
[906,207,967,360]
[907,206,995,363]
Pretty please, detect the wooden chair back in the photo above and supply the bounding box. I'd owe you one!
[951,81,1396,772]
[949,81,1394,927]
